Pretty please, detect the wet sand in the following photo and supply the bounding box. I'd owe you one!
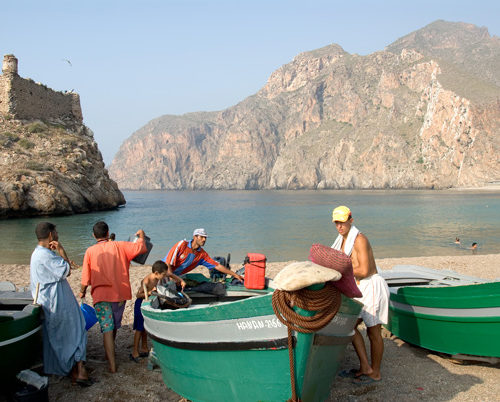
[1,254,499,401]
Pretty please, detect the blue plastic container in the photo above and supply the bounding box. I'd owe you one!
[80,303,97,331]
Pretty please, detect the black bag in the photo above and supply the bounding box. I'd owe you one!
[150,291,191,310]
[210,253,231,282]
[187,281,226,296]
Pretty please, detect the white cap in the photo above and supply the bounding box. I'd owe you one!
[193,228,208,237]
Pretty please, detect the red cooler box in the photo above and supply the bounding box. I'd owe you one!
[244,253,267,290]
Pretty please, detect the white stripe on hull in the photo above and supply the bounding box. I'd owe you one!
[390,301,500,318]
[145,314,287,343]
[0,325,41,347]
[144,312,357,344]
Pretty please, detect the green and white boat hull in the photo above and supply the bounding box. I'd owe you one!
[142,276,362,402]
[0,289,42,382]
[381,265,500,358]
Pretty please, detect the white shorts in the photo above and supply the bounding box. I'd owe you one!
[354,273,390,327]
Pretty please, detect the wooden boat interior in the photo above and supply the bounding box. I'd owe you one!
[174,274,271,307]
[184,286,270,307]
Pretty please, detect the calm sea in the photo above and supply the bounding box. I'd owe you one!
[1,190,499,265]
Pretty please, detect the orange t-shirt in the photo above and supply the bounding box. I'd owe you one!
[81,239,146,304]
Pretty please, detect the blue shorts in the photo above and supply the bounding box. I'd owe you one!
[133,298,144,332]
[95,301,126,333]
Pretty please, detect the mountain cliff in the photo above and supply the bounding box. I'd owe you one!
[0,117,125,218]
[109,21,500,190]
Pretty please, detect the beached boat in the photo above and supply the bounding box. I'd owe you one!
[142,273,362,402]
[380,265,500,359]
[0,282,42,382]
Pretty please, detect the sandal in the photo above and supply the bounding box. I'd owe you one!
[74,378,95,387]
[338,368,361,378]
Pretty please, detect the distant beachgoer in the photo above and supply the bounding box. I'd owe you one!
[454,237,460,245]
[130,261,185,362]
[80,221,147,373]
[471,242,478,254]
[109,233,116,241]
[331,206,389,385]
[30,222,92,386]
[163,228,243,281]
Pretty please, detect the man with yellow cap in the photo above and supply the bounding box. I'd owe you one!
[331,206,389,385]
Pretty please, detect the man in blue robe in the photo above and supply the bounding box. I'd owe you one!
[30,222,91,386]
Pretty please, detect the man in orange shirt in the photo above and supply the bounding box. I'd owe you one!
[80,221,147,373]
[164,228,243,281]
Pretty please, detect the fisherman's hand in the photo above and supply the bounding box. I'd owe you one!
[48,240,61,252]
[234,273,244,282]
[180,279,186,290]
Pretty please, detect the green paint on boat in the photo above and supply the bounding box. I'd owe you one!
[385,280,500,358]
[392,282,500,309]
[0,304,42,382]
[142,275,362,402]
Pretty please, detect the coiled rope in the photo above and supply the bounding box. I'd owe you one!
[272,282,342,402]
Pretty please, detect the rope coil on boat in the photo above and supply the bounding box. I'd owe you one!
[272,282,342,402]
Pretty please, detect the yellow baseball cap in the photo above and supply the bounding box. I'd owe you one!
[332,206,351,222]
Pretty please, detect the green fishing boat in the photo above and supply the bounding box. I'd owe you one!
[0,282,42,382]
[380,265,500,359]
[142,272,362,402]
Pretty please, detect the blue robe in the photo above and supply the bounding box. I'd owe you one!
[30,245,87,376]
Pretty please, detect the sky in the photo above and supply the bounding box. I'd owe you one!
[1,0,499,165]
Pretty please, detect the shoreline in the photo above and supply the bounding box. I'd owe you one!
[1,254,499,401]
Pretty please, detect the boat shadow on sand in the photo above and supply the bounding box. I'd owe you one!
[333,327,496,401]
[1,326,492,402]
[40,323,496,402]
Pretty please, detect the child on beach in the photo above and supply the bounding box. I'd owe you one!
[131,260,186,362]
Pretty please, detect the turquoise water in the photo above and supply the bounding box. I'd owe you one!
[1,190,499,265]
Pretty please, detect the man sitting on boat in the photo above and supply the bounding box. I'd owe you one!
[163,228,243,282]
[30,222,92,386]
[331,206,389,385]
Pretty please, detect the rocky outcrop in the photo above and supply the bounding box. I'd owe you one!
[109,21,500,190]
[0,117,125,218]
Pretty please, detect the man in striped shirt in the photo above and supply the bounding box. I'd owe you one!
[163,228,243,281]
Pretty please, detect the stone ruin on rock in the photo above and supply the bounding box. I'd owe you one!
[0,54,83,123]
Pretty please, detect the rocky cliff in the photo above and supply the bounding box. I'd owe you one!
[0,117,125,218]
[109,20,500,190]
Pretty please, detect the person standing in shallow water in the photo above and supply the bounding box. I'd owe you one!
[331,206,390,385]
[30,222,92,386]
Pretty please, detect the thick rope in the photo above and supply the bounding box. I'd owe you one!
[272,282,342,402]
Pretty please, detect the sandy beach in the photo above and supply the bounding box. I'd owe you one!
[1,254,499,401]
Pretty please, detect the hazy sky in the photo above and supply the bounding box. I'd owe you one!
[2,0,499,164]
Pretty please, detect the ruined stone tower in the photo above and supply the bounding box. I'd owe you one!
[2,54,18,75]
[0,54,83,123]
